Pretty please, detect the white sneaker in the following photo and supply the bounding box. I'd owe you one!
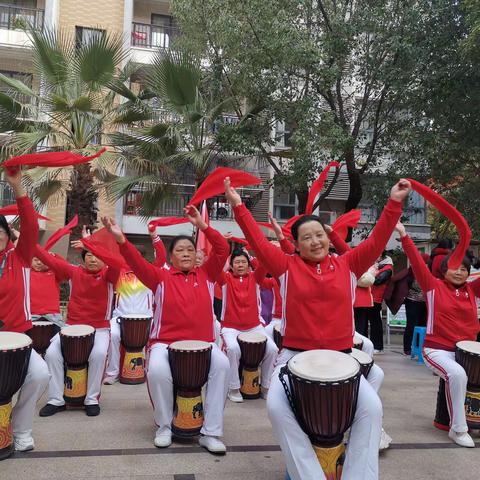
[373,350,384,355]
[199,435,226,454]
[379,428,392,450]
[154,430,172,448]
[228,388,243,403]
[103,376,118,385]
[448,429,475,448]
[14,434,34,452]
[261,386,269,399]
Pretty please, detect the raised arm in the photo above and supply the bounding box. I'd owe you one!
[200,226,230,282]
[345,179,410,277]
[105,265,121,285]
[397,222,437,292]
[269,212,296,255]
[471,278,480,298]
[226,179,288,278]
[149,228,167,267]
[35,245,75,281]
[253,261,269,284]
[101,217,162,292]
[6,169,38,265]
[327,227,351,255]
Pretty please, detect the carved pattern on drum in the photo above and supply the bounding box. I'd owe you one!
[240,368,261,398]
[465,389,480,429]
[64,367,88,402]
[121,351,145,380]
[0,402,12,451]
[313,443,345,480]
[173,395,204,431]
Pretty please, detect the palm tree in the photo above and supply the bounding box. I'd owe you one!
[0,25,128,230]
[104,49,261,217]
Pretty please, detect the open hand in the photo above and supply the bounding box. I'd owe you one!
[101,216,125,244]
[224,177,242,207]
[184,205,207,230]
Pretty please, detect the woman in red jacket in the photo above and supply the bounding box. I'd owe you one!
[396,221,480,448]
[0,169,49,453]
[101,206,230,454]
[218,250,278,402]
[225,176,410,480]
[35,245,120,417]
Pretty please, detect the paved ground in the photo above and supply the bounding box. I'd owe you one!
[3,334,479,479]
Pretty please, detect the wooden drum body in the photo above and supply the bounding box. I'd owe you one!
[27,320,56,356]
[280,350,361,480]
[119,315,152,384]
[456,340,480,429]
[273,324,283,350]
[433,378,450,431]
[237,332,267,399]
[168,341,212,437]
[0,332,32,460]
[350,348,373,379]
[60,325,95,405]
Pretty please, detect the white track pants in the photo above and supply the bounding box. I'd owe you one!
[45,328,110,406]
[147,342,229,437]
[221,324,278,390]
[268,349,382,480]
[12,349,49,436]
[105,318,121,379]
[423,347,468,433]
[356,331,374,357]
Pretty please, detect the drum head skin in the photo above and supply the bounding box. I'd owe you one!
[169,340,211,351]
[0,332,32,350]
[31,321,54,327]
[61,325,95,337]
[238,332,267,344]
[353,334,363,345]
[457,341,480,355]
[288,350,360,382]
[350,348,373,365]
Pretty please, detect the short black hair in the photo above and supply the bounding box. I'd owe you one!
[168,235,195,254]
[440,254,471,276]
[291,215,325,241]
[436,239,454,250]
[0,215,12,241]
[230,249,251,267]
[81,249,89,261]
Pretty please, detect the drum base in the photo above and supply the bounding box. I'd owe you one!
[465,388,480,430]
[433,420,450,432]
[0,401,13,461]
[434,378,450,431]
[172,391,204,437]
[313,442,345,480]
[120,349,145,385]
[64,365,88,405]
[240,367,261,399]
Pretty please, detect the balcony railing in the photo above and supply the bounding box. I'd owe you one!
[0,4,44,30]
[131,22,180,49]
[0,181,14,208]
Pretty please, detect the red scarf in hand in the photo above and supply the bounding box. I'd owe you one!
[188,167,261,206]
[305,161,341,214]
[44,215,79,251]
[332,209,362,241]
[409,179,471,269]
[0,204,51,221]
[148,217,190,231]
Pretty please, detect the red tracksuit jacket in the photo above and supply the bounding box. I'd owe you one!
[35,247,119,329]
[119,226,229,346]
[402,235,480,351]
[30,269,61,315]
[233,199,403,351]
[0,196,38,332]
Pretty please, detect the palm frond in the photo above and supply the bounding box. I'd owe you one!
[0,73,36,98]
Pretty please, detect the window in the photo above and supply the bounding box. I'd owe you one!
[273,188,296,220]
[150,15,176,49]
[75,26,105,49]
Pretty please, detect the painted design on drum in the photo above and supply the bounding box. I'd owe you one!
[465,389,480,428]
[313,443,345,480]
[64,367,87,401]
[0,402,13,451]
[173,395,204,430]
[240,368,261,397]
[122,351,145,379]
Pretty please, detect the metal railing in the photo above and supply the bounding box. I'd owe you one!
[131,22,180,49]
[0,3,44,30]
[0,181,14,208]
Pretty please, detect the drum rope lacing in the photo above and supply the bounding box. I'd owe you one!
[278,366,309,434]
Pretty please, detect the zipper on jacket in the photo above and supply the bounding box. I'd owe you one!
[316,264,321,274]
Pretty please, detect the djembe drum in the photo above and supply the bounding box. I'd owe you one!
[60,325,95,405]
[27,320,56,356]
[237,332,267,399]
[168,340,212,437]
[353,333,363,351]
[0,332,32,460]
[455,340,480,429]
[118,315,152,384]
[433,378,450,431]
[350,348,374,378]
[273,324,283,350]
[280,350,361,479]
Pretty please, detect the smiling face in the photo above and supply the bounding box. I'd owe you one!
[444,265,469,287]
[32,256,48,272]
[294,220,330,262]
[231,255,249,276]
[84,252,104,272]
[170,239,196,271]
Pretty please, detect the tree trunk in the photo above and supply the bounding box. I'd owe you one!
[344,147,362,213]
[296,188,309,215]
